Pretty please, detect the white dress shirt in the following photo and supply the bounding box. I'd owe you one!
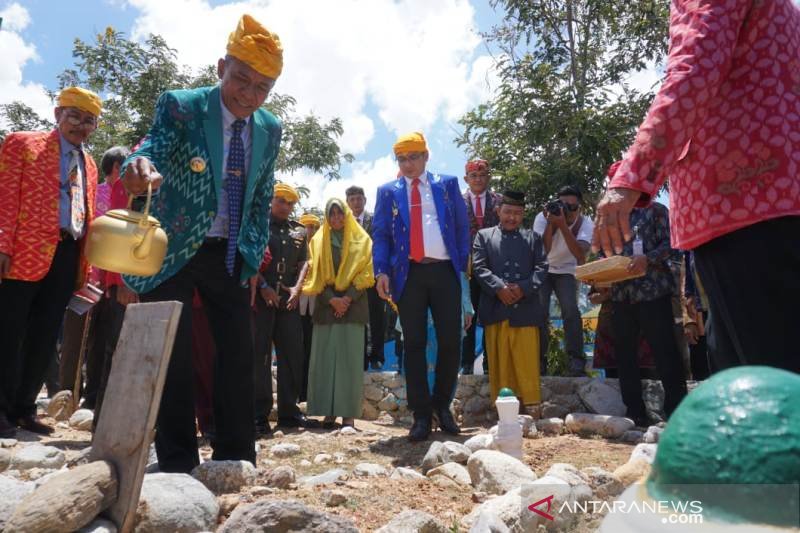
[207,95,252,238]
[403,172,449,260]
[466,190,486,216]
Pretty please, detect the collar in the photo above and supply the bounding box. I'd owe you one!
[59,132,81,157]
[220,93,252,131]
[403,171,428,187]
[468,189,486,201]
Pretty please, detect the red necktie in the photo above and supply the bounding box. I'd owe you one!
[475,194,484,228]
[410,178,425,262]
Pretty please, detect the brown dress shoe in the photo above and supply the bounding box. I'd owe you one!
[17,415,54,435]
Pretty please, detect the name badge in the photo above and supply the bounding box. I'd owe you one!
[633,238,644,256]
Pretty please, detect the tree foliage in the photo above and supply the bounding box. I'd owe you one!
[1,28,352,178]
[457,0,669,212]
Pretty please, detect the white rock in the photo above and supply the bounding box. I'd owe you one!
[389,467,426,481]
[353,462,387,477]
[0,438,19,448]
[136,473,219,533]
[565,413,635,438]
[339,426,358,436]
[518,415,537,438]
[46,390,75,421]
[322,489,347,507]
[220,500,358,532]
[427,462,471,486]
[376,509,449,533]
[464,433,495,454]
[577,379,628,416]
[581,466,624,499]
[378,393,399,411]
[643,425,663,443]
[441,441,472,464]
[520,475,592,532]
[191,460,257,494]
[313,453,332,465]
[266,465,296,489]
[535,417,564,435]
[630,443,658,464]
[77,518,118,533]
[420,441,444,474]
[363,384,385,402]
[270,443,301,457]
[0,448,10,472]
[68,408,94,431]
[467,450,537,495]
[298,468,348,487]
[460,487,522,531]
[10,444,66,470]
[468,510,510,533]
[0,475,35,531]
[544,463,591,487]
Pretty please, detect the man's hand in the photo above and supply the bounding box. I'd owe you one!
[684,324,700,345]
[627,255,648,276]
[375,274,392,301]
[116,285,139,306]
[286,286,301,311]
[496,286,517,306]
[0,253,11,282]
[330,297,350,318]
[260,286,280,307]
[544,207,567,229]
[507,283,524,302]
[593,187,641,256]
[123,156,164,196]
[589,288,610,305]
[464,313,474,331]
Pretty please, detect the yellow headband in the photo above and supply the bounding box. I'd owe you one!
[299,213,320,227]
[274,183,299,202]
[393,131,428,155]
[57,87,102,117]
[227,14,283,79]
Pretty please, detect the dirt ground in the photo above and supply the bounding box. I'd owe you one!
[20,416,636,532]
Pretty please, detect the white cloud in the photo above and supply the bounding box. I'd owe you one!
[0,3,52,127]
[123,0,495,156]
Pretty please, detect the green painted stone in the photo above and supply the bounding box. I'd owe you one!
[498,387,515,397]
[648,366,800,527]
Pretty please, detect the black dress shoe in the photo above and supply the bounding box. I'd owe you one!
[277,414,320,429]
[0,413,16,438]
[17,415,54,435]
[433,408,460,435]
[408,415,432,442]
[254,420,272,436]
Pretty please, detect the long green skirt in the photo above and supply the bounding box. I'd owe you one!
[306,323,364,418]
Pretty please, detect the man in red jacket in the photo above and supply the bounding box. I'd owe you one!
[595,0,800,373]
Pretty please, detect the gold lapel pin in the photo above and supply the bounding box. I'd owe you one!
[190,157,207,173]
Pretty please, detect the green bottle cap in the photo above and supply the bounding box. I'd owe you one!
[498,387,515,397]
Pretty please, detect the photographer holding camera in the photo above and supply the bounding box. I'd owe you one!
[533,185,593,376]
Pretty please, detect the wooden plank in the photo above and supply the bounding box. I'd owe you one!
[89,301,182,533]
[575,255,645,286]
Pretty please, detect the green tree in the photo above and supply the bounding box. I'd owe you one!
[1,27,352,178]
[457,0,669,212]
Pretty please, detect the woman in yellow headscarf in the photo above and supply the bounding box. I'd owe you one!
[303,198,374,428]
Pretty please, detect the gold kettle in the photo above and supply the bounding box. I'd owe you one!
[86,181,168,276]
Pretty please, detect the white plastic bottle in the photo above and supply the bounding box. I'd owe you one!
[493,388,523,459]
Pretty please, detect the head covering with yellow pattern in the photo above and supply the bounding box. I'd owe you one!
[57,87,102,117]
[299,213,320,227]
[303,198,374,296]
[274,182,299,203]
[393,131,428,155]
[227,14,283,79]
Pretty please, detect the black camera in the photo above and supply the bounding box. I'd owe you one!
[546,199,565,215]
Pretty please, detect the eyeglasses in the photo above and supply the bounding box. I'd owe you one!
[64,115,98,129]
[396,153,424,164]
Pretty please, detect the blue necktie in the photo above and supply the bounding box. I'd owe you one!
[225,119,246,276]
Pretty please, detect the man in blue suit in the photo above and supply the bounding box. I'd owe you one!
[121,14,282,473]
[372,132,471,441]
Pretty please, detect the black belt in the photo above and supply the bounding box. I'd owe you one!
[59,229,77,241]
[410,257,448,265]
[204,236,228,245]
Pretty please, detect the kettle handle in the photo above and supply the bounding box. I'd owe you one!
[127,181,154,225]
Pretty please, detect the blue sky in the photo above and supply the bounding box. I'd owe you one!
[2,0,507,211]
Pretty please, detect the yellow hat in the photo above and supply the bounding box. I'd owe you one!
[57,87,102,117]
[227,14,283,79]
[274,182,299,202]
[299,213,320,227]
[393,131,427,155]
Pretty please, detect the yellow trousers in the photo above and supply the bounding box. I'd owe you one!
[485,320,541,404]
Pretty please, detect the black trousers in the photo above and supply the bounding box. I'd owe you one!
[0,238,79,420]
[140,241,255,473]
[611,295,688,420]
[252,296,304,422]
[694,216,800,374]
[461,275,485,372]
[397,262,461,417]
[300,312,313,402]
[365,287,386,367]
[91,286,126,431]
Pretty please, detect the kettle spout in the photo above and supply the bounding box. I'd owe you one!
[133,226,154,260]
